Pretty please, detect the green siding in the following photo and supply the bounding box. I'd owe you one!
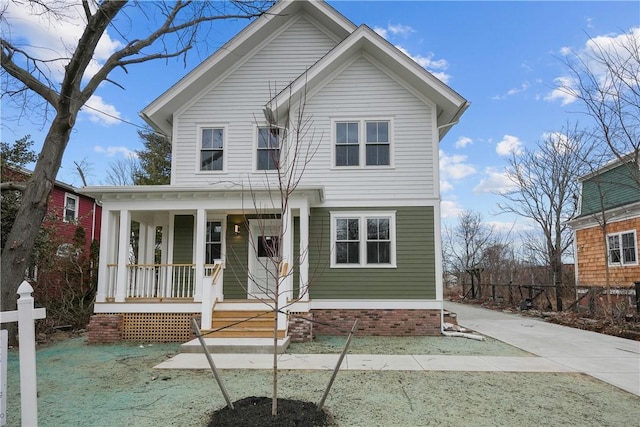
[308,206,436,299]
[173,215,194,263]
[581,163,640,217]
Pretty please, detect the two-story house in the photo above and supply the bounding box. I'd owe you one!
[567,155,640,310]
[81,0,468,346]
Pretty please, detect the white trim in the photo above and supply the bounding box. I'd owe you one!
[607,229,638,267]
[247,219,280,299]
[94,302,201,313]
[63,193,79,223]
[330,210,397,268]
[330,117,394,169]
[196,124,227,174]
[310,299,443,310]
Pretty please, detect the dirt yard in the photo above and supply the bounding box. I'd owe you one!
[5,332,639,426]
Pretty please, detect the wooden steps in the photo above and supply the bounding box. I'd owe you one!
[201,308,286,339]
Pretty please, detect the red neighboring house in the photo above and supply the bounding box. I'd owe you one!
[3,166,102,262]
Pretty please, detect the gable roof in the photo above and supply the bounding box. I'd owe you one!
[140,0,356,135]
[264,24,469,139]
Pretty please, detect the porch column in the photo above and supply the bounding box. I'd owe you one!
[194,209,206,302]
[115,209,131,302]
[278,206,293,330]
[299,203,310,301]
[96,208,115,302]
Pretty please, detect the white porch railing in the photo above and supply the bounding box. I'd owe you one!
[105,264,198,299]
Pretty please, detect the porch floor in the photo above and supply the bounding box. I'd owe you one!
[181,337,290,354]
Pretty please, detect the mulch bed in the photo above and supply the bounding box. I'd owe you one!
[208,396,333,427]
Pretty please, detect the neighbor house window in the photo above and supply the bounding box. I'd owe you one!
[257,127,281,170]
[64,193,79,223]
[205,221,222,264]
[334,119,392,167]
[200,127,224,171]
[331,211,396,268]
[608,230,637,266]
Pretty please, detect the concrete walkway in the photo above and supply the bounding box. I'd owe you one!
[446,302,640,396]
[154,303,640,396]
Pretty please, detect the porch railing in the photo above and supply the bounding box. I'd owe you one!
[105,264,198,299]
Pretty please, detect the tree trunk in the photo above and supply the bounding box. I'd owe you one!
[1,113,73,344]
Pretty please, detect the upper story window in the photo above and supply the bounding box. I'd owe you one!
[334,119,392,168]
[608,230,637,266]
[331,211,396,268]
[200,127,224,171]
[257,127,281,171]
[64,193,79,223]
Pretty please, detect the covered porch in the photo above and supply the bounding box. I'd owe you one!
[82,185,324,333]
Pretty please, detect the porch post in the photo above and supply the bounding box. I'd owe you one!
[299,203,310,301]
[96,208,113,303]
[194,209,206,302]
[115,209,130,302]
[278,206,293,330]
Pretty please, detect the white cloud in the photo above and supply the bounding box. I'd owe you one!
[547,27,640,106]
[493,82,530,100]
[439,150,476,193]
[455,136,473,149]
[496,135,524,156]
[373,26,388,39]
[441,200,464,219]
[94,145,137,159]
[473,167,517,194]
[395,45,450,83]
[82,95,122,126]
[2,1,123,124]
[387,23,416,37]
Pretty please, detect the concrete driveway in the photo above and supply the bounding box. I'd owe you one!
[445,301,640,396]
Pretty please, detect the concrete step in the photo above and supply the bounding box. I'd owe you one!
[181,337,291,354]
[201,328,286,339]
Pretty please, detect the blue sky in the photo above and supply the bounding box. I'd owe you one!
[2,0,639,233]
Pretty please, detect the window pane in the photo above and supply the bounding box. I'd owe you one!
[348,219,359,240]
[366,121,389,143]
[367,241,390,264]
[608,235,621,263]
[336,123,347,144]
[347,123,358,143]
[336,145,359,166]
[336,242,348,263]
[347,242,359,263]
[336,218,347,240]
[366,122,377,142]
[257,149,279,170]
[206,243,221,264]
[212,129,224,149]
[366,144,389,166]
[258,128,280,149]
[378,121,388,141]
[201,150,223,170]
[258,236,279,258]
[622,232,636,263]
[202,128,213,148]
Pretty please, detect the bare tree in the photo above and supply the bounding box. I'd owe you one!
[104,157,139,186]
[499,124,593,310]
[557,28,640,183]
[443,210,497,298]
[0,1,272,342]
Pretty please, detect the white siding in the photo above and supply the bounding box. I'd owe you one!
[295,56,437,202]
[172,19,437,204]
[173,16,337,185]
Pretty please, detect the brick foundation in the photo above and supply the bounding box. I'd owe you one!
[311,309,441,336]
[88,314,122,344]
[288,312,314,342]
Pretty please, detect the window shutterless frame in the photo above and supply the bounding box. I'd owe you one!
[607,230,638,266]
[330,211,396,268]
[332,118,393,168]
[63,193,79,223]
[197,125,226,172]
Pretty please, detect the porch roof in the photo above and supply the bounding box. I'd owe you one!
[79,185,325,204]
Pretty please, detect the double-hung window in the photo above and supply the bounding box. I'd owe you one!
[331,211,396,268]
[200,127,224,171]
[64,193,79,223]
[205,221,222,264]
[257,127,281,171]
[334,119,391,167]
[607,230,637,266]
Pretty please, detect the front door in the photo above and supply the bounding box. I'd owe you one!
[248,220,280,299]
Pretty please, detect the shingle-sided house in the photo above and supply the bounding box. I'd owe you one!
[82,0,468,345]
[567,155,640,309]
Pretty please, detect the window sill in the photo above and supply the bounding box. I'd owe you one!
[330,263,397,269]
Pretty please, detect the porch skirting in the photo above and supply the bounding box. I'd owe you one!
[88,312,199,344]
